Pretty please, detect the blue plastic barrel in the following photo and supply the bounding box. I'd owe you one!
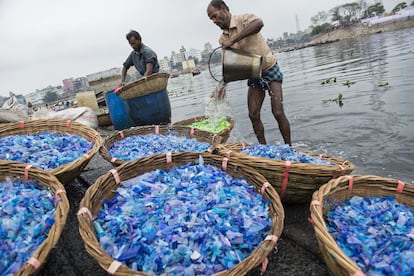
[126,89,171,126]
[104,91,135,130]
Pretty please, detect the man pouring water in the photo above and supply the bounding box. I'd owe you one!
[207,0,291,146]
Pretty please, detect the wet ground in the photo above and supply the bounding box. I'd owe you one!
[38,128,329,276]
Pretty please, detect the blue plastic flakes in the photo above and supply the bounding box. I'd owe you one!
[108,133,211,161]
[241,144,335,166]
[0,132,93,170]
[327,196,414,275]
[94,161,272,275]
[0,177,56,275]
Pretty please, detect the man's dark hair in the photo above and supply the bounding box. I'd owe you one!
[209,0,229,11]
[126,30,141,41]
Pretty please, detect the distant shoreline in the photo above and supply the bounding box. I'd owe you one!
[276,16,414,53]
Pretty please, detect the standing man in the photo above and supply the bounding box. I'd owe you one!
[207,0,292,146]
[120,30,160,85]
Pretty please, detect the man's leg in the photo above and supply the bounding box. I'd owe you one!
[247,86,266,144]
[269,81,292,146]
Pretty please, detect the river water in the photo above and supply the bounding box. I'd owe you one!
[167,28,414,184]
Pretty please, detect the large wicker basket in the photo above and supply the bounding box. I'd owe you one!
[172,115,234,144]
[0,119,103,184]
[100,125,220,167]
[310,175,414,276]
[116,73,170,100]
[215,142,355,204]
[78,152,284,275]
[0,160,69,275]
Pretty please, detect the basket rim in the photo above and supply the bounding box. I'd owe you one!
[0,160,69,275]
[0,119,103,184]
[78,152,284,275]
[99,124,219,167]
[309,174,414,275]
[116,72,170,100]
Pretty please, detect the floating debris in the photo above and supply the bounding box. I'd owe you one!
[322,93,344,106]
[377,81,389,87]
[321,77,337,85]
[342,80,355,87]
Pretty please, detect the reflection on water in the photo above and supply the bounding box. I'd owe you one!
[167,28,414,183]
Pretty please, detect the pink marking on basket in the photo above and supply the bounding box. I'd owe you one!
[166,152,172,163]
[260,257,269,275]
[77,207,93,220]
[396,180,405,193]
[347,175,354,190]
[155,125,160,135]
[332,164,346,179]
[110,157,117,163]
[54,189,66,201]
[19,121,25,129]
[27,257,41,269]
[114,85,122,94]
[280,161,291,199]
[241,142,246,149]
[110,169,121,185]
[84,154,90,160]
[222,157,228,170]
[190,128,195,136]
[226,150,232,159]
[352,271,366,276]
[261,182,271,195]
[319,154,324,158]
[119,131,124,139]
[66,120,72,128]
[264,235,278,243]
[309,200,321,211]
[207,148,213,153]
[24,164,32,181]
[107,260,122,274]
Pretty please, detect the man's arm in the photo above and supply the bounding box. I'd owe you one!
[143,63,154,77]
[222,18,263,48]
[120,66,128,84]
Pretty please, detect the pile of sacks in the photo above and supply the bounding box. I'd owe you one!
[0,96,98,129]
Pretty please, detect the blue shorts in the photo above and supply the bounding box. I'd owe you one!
[247,63,283,92]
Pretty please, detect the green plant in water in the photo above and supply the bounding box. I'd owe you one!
[377,81,389,87]
[321,77,337,85]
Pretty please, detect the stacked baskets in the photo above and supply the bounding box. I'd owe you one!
[78,152,284,275]
[100,125,220,167]
[310,175,414,275]
[0,119,103,184]
[0,160,69,275]
[172,115,235,144]
[215,142,355,204]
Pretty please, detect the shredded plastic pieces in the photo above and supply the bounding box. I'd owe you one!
[94,160,271,275]
[241,144,335,166]
[327,196,414,275]
[189,118,231,134]
[0,177,56,275]
[0,132,93,170]
[108,133,211,161]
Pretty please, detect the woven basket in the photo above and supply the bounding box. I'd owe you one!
[0,119,103,184]
[172,116,235,144]
[310,175,414,276]
[100,125,220,167]
[78,152,284,275]
[116,73,170,100]
[0,159,69,275]
[215,142,355,204]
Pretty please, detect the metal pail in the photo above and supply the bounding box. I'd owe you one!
[222,48,262,83]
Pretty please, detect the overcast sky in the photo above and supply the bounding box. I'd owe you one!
[0,0,398,97]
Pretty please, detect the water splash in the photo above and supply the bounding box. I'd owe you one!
[204,80,234,126]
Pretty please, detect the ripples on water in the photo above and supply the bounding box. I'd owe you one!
[167,28,414,183]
